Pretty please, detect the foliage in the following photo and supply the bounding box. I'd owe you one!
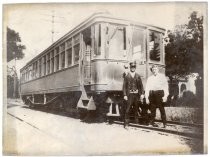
[7,75,19,98]
[177,91,197,107]
[165,11,203,79]
[7,27,26,62]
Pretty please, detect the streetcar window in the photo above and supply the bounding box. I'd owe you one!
[29,65,32,80]
[28,67,30,80]
[123,27,126,50]
[94,24,101,56]
[25,68,27,81]
[67,48,72,66]
[149,31,161,61]
[21,72,23,83]
[66,39,72,48]
[61,51,65,69]
[98,24,101,47]
[34,61,38,78]
[60,44,65,69]
[26,67,29,81]
[132,28,145,61]
[108,25,125,59]
[60,44,65,52]
[66,38,72,67]
[43,56,46,76]
[50,51,54,73]
[74,44,80,64]
[25,68,28,81]
[32,63,35,79]
[74,34,80,45]
[73,34,80,64]
[55,47,59,71]
[47,53,50,74]
[39,59,42,77]
[25,69,27,81]
[23,72,25,82]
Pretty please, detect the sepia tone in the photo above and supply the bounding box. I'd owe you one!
[3,2,207,155]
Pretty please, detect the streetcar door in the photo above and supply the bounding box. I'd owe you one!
[81,27,92,85]
[131,27,146,82]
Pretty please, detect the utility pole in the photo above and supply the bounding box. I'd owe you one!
[51,10,55,43]
[41,10,65,44]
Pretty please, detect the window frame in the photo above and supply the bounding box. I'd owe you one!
[148,29,163,63]
[131,26,146,61]
[106,23,127,60]
[73,34,80,64]
[66,38,73,67]
[50,50,54,73]
[54,47,59,71]
[60,43,65,69]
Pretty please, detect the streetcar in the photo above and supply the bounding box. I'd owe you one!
[20,12,166,120]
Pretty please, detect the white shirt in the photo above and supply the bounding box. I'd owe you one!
[145,73,169,100]
[130,71,136,78]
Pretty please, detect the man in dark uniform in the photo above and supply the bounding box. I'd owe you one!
[123,61,144,128]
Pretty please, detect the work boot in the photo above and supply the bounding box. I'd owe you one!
[149,122,158,127]
[124,119,129,129]
[124,123,129,129]
[162,123,167,128]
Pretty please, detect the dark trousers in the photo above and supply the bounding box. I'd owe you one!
[149,90,166,125]
[125,93,139,123]
[139,100,150,124]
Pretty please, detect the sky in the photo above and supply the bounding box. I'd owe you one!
[4,2,207,77]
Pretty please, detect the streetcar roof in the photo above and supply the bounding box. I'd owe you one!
[20,12,165,71]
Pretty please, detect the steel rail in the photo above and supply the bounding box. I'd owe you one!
[112,120,203,139]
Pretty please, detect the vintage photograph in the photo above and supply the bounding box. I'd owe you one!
[3,2,207,155]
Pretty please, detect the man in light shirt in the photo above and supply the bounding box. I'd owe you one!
[145,65,169,128]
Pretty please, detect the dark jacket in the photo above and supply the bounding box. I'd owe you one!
[123,72,144,96]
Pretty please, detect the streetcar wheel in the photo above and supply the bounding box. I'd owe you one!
[52,98,64,111]
[28,100,34,108]
[78,108,88,120]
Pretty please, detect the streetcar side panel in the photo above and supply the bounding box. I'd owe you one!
[20,65,80,95]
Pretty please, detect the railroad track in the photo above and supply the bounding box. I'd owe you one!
[10,102,203,139]
[111,120,203,139]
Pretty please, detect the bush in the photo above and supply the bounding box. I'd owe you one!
[177,91,197,107]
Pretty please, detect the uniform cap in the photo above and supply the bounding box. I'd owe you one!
[150,64,159,71]
[129,61,136,67]
[124,63,129,69]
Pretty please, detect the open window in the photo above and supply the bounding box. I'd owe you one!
[47,53,50,74]
[132,28,145,61]
[38,58,42,77]
[94,24,101,56]
[66,38,72,66]
[60,44,65,69]
[43,56,46,76]
[50,51,54,73]
[107,24,127,59]
[73,34,80,64]
[55,47,59,71]
[149,31,162,62]
[82,27,92,82]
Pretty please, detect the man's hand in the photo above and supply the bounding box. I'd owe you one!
[162,96,167,102]
[146,98,150,104]
[124,96,128,101]
[140,94,144,103]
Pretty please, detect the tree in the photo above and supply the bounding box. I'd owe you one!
[7,27,26,62]
[165,11,203,80]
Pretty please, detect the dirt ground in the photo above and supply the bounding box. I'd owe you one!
[3,99,205,155]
